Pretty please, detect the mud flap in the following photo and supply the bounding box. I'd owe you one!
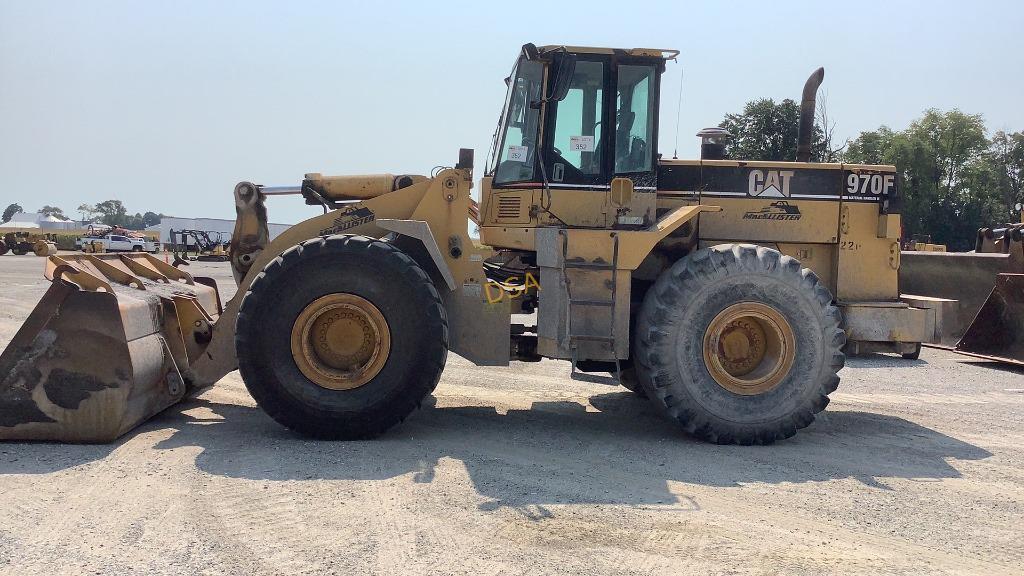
[956,274,1024,365]
[0,253,220,443]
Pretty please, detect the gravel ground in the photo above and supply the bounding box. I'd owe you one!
[0,254,1021,575]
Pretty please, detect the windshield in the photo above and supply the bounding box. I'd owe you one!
[487,58,544,185]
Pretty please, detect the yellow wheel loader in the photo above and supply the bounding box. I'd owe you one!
[0,232,56,257]
[0,44,947,444]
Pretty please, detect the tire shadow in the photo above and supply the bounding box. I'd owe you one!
[0,389,992,510]
[138,390,993,508]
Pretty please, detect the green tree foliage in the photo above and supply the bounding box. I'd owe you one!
[844,110,1020,250]
[718,98,832,162]
[988,130,1024,211]
[142,211,162,227]
[76,203,96,223]
[94,199,128,227]
[2,203,22,223]
[123,213,146,230]
[74,202,159,229]
[39,205,67,220]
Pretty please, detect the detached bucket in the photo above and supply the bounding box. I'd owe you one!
[956,274,1024,366]
[0,253,221,442]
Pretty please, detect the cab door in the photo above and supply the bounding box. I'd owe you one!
[541,57,661,229]
[610,61,659,227]
[541,57,611,228]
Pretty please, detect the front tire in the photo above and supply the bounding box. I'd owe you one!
[634,244,845,445]
[236,235,448,439]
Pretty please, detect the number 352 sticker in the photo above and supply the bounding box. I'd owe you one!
[507,145,528,162]
[569,135,595,152]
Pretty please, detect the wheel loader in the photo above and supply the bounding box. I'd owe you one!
[0,232,57,257]
[0,44,948,444]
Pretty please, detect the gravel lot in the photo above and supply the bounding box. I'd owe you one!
[0,254,1022,575]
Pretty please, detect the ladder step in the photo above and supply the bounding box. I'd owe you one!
[564,261,614,270]
[570,334,615,343]
[569,299,614,307]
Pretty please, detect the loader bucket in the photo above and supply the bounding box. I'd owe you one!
[900,251,1015,344]
[0,253,222,442]
[955,274,1024,366]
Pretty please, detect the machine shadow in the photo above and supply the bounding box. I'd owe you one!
[129,389,992,509]
[844,353,928,368]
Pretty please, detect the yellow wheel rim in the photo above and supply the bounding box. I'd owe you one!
[290,293,391,390]
[702,302,796,395]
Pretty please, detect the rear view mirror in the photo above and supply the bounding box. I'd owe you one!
[610,177,634,207]
[547,53,576,102]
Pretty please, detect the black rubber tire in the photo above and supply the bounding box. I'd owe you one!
[0,241,7,255]
[902,343,922,360]
[11,248,27,256]
[236,234,449,439]
[132,246,143,252]
[634,244,846,445]
[618,366,647,398]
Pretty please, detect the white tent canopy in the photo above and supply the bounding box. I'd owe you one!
[0,221,40,229]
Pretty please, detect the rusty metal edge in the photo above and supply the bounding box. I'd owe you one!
[921,343,1024,367]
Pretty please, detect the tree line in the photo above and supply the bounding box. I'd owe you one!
[1,200,163,230]
[720,99,1023,250]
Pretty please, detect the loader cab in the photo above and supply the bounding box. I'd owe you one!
[483,45,674,235]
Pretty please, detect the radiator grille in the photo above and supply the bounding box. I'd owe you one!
[497,196,521,220]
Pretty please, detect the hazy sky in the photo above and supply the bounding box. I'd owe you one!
[1,0,1021,223]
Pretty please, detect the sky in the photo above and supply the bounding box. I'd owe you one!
[1,0,1022,224]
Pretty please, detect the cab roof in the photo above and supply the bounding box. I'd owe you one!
[538,45,679,59]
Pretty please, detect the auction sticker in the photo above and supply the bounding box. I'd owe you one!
[507,145,528,162]
[569,135,595,152]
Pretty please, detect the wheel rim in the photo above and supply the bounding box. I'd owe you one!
[702,302,796,395]
[290,293,391,390]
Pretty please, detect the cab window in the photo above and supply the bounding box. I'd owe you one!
[615,64,657,174]
[492,60,544,185]
[547,60,606,183]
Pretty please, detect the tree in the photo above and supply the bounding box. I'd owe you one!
[76,203,97,223]
[2,203,22,223]
[39,205,67,220]
[988,130,1024,213]
[718,98,828,162]
[845,109,1002,250]
[94,199,128,227]
[142,211,162,227]
[123,212,146,230]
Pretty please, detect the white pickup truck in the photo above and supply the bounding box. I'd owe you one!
[77,234,160,253]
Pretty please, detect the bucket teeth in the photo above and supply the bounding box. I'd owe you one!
[0,253,221,443]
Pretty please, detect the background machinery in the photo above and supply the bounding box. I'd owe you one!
[0,232,57,257]
[901,206,1024,365]
[170,229,230,263]
[1,44,947,444]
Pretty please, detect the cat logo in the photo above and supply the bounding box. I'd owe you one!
[748,169,795,198]
[743,201,802,221]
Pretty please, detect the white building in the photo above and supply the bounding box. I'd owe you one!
[147,216,291,245]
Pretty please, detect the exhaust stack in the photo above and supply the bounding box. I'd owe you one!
[796,67,825,162]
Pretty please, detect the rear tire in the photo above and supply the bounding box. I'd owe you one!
[634,244,845,445]
[236,234,448,439]
[618,366,647,398]
[902,343,922,360]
